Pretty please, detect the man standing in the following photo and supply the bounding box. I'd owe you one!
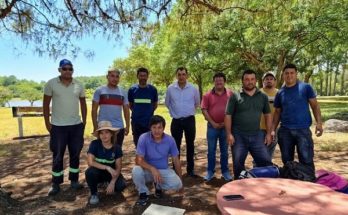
[132,115,183,206]
[165,67,200,177]
[259,72,278,161]
[201,72,233,181]
[272,64,323,171]
[225,69,273,179]
[43,59,86,196]
[92,68,130,148]
[128,67,158,146]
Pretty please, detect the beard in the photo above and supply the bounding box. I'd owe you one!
[243,84,256,91]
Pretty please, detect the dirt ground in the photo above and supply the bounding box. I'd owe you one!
[1,135,348,215]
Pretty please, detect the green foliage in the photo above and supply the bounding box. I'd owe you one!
[0,86,12,107]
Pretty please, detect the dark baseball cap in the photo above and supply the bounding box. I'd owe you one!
[262,71,276,80]
[59,59,73,68]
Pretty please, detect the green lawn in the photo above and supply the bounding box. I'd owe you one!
[0,97,347,140]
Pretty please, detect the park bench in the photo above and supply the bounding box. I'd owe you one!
[12,106,48,139]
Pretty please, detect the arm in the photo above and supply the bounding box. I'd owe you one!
[135,155,162,184]
[43,95,52,132]
[224,114,235,146]
[123,104,130,135]
[271,107,281,140]
[87,153,114,171]
[80,97,87,126]
[309,98,323,137]
[91,101,99,133]
[172,155,183,193]
[153,101,158,111]
[106,157,122,194]
[264,113,272,145]
[202,109,220,129]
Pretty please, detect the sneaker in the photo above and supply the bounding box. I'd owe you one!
[222,171,233,182]
[154,189,163,199]
[204,171,215,182]
[89,195,99,205]
[136,192,149,206]
[48,183,60,196]
[70,181,83,190]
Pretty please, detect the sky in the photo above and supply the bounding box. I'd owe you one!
[0,32,132,83]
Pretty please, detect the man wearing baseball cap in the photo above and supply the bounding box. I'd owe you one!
[43,59,87,196]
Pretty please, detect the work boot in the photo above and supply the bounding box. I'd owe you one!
[48,183,60,196]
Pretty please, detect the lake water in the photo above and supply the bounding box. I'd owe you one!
[6,100,43,107]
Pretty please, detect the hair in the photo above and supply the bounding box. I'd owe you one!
[176,66,188,74]
[98,129,117,146]
[241,69,256,81]
[149,115,166,129]
[283,63,297,72]
[107,68,121,76]
[213,72,226,82]
[137,67,149,76]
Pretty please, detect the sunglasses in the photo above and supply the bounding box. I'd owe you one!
[61,67,73,71]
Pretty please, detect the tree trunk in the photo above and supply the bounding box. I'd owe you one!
[276,51,286,88]
[341,65,346,95]
[304,70,313,83]
[328,70,332,96]
[333,67,338,95]
[325,71,329,96]
[319,72,323,96]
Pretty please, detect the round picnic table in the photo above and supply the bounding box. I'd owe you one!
[216,178,348,215]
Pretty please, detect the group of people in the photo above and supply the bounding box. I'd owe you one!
[43,59,323,205]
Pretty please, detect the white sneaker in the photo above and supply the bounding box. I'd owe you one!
[89,195,99,205]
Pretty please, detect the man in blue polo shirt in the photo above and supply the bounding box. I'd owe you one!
[132,115,183,206]
[272,63,323,171]
[128,67,158,146]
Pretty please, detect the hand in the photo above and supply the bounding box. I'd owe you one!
[264,133,272,145]
[150,168,163,184]
[106,166,117,177]
[124,126,129,136]
[271,130,276,141]
[106,182,115,195]
[45,121,52,132]
[178,186,184,195]
[227,133,235,146]
[315,124,323,137]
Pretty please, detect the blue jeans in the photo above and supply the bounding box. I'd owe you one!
[206,123,229,174]
[277,127,314,169]
[232,131,272,179]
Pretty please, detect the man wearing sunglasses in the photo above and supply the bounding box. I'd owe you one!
[43,59,87,196]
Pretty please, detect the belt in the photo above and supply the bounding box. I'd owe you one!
[174,115,194,120]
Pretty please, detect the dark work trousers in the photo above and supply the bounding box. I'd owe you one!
[116,128,125,148]
[85,167,126,195]
[131,121,150,147]
[50,123,84,184]
[170,116,196,174]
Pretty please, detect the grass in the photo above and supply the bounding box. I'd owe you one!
[0,104,207,141]
[0,96,347,146]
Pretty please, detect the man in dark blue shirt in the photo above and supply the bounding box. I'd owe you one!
[272,64,323,171]
[128,67,158,146]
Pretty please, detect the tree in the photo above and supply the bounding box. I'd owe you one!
[0,86,12,107]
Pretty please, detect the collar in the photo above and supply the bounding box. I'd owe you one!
[239,88,260,94]
[57,76,75,84]
[174,81,189,89]
[212,87,227,94]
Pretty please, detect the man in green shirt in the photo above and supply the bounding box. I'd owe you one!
[225,69,273,179]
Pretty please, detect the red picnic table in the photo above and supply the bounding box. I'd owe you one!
[216,178,348,215]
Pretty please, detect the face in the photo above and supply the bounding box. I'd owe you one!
[59,66,74,79]
[242,73,257,91]
[283,68,297,86]
[176,69,188,85]
[150,123,164,140]
[214,77,226,90]
[137,71,148,86]
[263,76,276,89]
[107,71,120,87]
[99,129,113,143]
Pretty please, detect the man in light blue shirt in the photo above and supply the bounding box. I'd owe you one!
[165,67,200,177]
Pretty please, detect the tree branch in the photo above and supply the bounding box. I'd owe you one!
[0,0,17,19]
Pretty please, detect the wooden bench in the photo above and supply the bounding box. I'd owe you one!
[12,106,46,138]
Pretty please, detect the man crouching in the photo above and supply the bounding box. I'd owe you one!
[132,115,183,206]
